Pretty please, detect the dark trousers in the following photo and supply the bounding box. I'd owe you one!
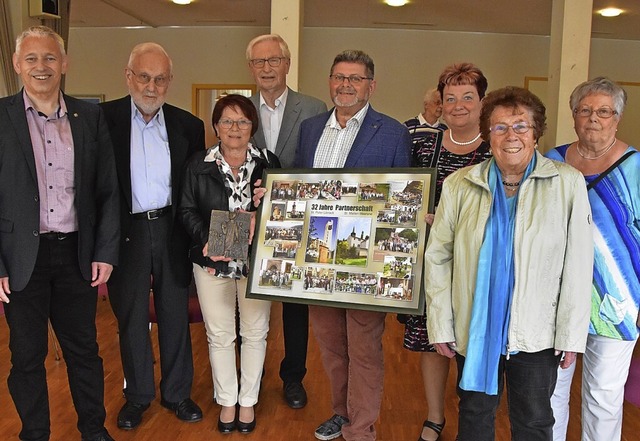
[107,215,193,404]
[4,234,106,441]
[456,349,560,441]
[279,302,309,384]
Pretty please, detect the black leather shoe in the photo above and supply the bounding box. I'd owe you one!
[217,416,236,434]
[283,382,307,409]
[82,430,115,441]
[117,401,150,430]
[237,416,256,434]
[160,397,203,422]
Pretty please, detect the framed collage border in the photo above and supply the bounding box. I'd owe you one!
[246,167,436,314]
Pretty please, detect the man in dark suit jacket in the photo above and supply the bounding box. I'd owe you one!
[100,42,204,431]
[296,50,411,441]
[246,34,327,409]
[0,26,119,441]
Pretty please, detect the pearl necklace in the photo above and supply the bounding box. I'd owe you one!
[449,130,481,146]
[576,138,616,160]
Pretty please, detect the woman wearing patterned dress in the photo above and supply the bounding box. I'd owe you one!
[404,63,492,441]
[179,94,280,434]
[547,77,640,441]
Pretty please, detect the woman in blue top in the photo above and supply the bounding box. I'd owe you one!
[547,77,640,441]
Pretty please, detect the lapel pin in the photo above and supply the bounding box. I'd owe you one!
[73,113,78,117]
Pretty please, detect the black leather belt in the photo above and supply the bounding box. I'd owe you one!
[40,232,77,240]
[131,206,171,220]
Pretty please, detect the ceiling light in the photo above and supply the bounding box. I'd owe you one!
[599,8,623,17]
[172,0,192,5]
[385,0,409,7]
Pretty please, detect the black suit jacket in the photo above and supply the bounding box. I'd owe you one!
[0,91,120,291]
[100,96,205,286]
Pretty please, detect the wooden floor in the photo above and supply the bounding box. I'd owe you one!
[1,297,639,441]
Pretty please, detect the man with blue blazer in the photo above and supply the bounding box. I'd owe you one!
[0,26,119,441]
[100,43,204,431]
[247,34,327,409]
[296,50,411,441]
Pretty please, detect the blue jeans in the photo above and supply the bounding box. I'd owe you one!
[456,349,560,441]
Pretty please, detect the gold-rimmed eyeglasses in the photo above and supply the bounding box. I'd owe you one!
[127,69,171,87]
[573,106,618,119]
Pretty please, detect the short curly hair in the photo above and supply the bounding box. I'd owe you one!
[479,86,547,142]
[569,76,626,117]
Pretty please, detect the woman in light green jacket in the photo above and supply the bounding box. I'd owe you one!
[425,86,593,441]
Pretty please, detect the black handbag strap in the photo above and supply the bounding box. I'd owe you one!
[586,150,636,190]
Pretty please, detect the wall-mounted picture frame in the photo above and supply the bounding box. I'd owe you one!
[71,94,105,104]
[247,167,436,314]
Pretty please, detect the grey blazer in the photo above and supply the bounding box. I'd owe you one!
[250,87,326,168]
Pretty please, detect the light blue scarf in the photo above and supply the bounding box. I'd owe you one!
[459,156,536,395]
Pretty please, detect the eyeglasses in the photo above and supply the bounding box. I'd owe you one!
[217,118,252,130]
[128,69,170,87]
[490,122,534,136]
[573,106,617,119]
[329,74,373,84]
[249,57,287,68]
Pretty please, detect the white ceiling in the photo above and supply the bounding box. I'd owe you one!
[69,0,640,41]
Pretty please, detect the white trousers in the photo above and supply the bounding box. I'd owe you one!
[192,264,271,407]
[551,334,637,441]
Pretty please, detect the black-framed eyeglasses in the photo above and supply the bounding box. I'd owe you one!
[127,69,170,87]
[249,57,287,68]
[217,118,253,130]
[490,122,534,136]
[573,106,617,119]
[329,74,373,85]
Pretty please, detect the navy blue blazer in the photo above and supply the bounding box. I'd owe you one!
[295,106,412,168]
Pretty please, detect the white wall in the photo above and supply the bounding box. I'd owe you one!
[65,26,640,147]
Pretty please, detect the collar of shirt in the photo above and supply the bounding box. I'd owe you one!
[326,102,370,130]
[417,112,441,128]
[259,87,288,111]
[130,98,166,128]
[23,90,67,119]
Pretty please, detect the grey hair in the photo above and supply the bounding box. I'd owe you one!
[330,50,374,79]
[423,88,440,104]
[246,34,291,60]
[15,26,66,56]
[569,77,627,117]
[127,42,173,75]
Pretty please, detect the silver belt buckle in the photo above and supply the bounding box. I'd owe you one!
[146,209,160,220]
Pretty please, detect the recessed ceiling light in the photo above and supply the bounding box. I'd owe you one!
[599,7,623,17]
[172,0,192,5]
[385,0,409,7]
